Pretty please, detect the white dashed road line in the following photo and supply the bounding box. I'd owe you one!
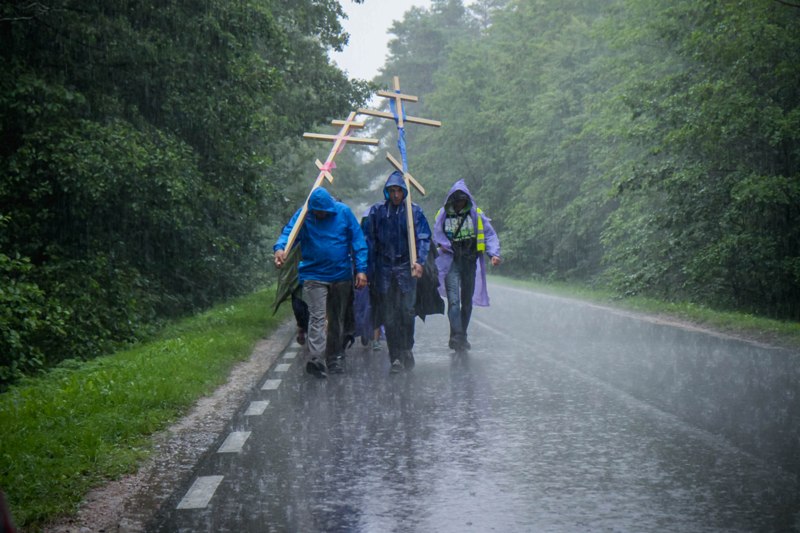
[217,431,251,453]
[244,400,270,416]
[176,475,224,509]
[261,379,282,390]
[175,347,294,511]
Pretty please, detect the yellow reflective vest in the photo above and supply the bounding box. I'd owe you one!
[437,207,486,252]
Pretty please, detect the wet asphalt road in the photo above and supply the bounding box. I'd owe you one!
[149,282,800,532]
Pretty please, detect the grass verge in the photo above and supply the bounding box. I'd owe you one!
[0,287,290,531]
[490,275,800,350]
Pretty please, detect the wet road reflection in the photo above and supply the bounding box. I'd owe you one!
[150,282,800,532]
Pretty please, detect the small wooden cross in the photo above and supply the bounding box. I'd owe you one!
[386,152,427,267]
[283,112,379,254]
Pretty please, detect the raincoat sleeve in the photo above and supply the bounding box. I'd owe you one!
[273,206,304,251]
[347,209,369,274]
[414,206,432,266]
[432,207,451,253]
[481,212,501,258]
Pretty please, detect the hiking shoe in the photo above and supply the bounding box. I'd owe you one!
[327,355,345,374]
[372,340,382,351]
[342,335,355,350]
[390,358,404,374]
[305,357,327,378]
[402,350,415,370]
[450,337,470,352]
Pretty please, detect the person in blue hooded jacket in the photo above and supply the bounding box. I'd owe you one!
[365,170,431,373]
[274,187,368,377]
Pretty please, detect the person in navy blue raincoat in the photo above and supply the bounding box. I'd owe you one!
[365,171,431,373]
[274,187,368,377]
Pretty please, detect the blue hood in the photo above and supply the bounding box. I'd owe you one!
[383,170,408,201]
[308,187,337,213]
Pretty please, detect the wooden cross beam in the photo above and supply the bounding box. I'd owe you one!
[283,112,379,254]
[359,76,441,272]
[357,76,442,129]
[386,152,426,268]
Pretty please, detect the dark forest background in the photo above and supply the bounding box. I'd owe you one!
[2,0,798,386]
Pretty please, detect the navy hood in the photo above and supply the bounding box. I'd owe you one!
[308,187,337,213]
[383,170,408,201]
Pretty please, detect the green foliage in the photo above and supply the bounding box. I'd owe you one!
[0,287,290,529]
[0,0,369,385]
[378,0,800,319]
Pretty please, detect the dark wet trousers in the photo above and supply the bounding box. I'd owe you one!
[445,255,477,344]
[382,275,417,361]
[291,285,309,332]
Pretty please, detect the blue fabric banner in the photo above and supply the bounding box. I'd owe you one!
[389,96,409,172]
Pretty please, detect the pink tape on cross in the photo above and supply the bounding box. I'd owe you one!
[320,161,336,172]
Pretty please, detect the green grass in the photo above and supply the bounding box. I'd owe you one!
[0,287,290,531]
[490,275,800,350]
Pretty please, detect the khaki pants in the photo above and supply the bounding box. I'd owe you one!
[303,279,353,361]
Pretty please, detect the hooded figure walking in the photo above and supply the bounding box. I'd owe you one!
[365,170,432,373]
[433,179,501,352]
[273,187,368,377]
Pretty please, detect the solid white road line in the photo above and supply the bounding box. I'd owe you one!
[176,475,224,509]
[217,431,251,453]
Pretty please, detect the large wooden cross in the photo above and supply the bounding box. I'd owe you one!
[283,111,379,254]
[358,76,441,271]
[386,153,426,266]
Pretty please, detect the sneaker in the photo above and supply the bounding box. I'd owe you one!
[296,328,306,346]
[402,350,415,370]
[372,340,382,351]
[448,338,458,350]
[305,357,327,378]
[461,339,471,351]
[327,355,345,374]
[390,358,404,374]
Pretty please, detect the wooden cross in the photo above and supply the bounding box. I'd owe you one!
[358,76,441,272]
[357,76,442,129]
[386,152,426,267]
[283,112,379,254]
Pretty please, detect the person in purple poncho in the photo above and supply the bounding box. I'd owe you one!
[433,180,501,352]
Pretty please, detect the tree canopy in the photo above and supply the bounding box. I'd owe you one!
[0,0,370,384]
[2,0,799,385]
